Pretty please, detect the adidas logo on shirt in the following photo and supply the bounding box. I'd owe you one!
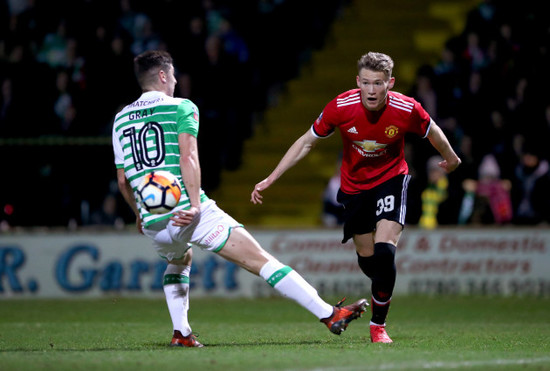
[347,127,358,134]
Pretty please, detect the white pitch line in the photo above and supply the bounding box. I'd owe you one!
[300,356,550,371]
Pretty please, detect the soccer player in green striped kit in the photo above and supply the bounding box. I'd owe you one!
[113,50,367,347]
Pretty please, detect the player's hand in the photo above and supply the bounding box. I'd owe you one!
[251,178,271,204]
[170,206,200,226]
[438,157,461,173]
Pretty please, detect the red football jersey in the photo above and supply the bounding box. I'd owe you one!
[312,89,431,194]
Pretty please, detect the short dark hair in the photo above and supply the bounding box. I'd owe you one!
[134,50,173,87]
[357,52,394,79]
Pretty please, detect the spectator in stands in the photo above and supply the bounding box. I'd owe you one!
[130,17,164,56]
[177,16,208,75]
[459,154,513,225]
[410,65,438,119]
[53,70,73,127]
[0,77,17,135]
[419,156,448,229]
[461,32,488,72]
[321,157,345,227]
[511,144,550,225]
[218,17,249,64]
[118,0,151,43]
[433,42,461,118]
[90,193,125,229]
[37,19,69,68]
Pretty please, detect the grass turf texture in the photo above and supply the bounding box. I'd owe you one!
[1,296,549,370]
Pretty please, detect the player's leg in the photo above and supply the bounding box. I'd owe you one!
[163,251,203,347]
[338,188,390,333]
[366,174,410,343]
[187,199,334,319]
[359,220,402,323]
[354,223,400,344]
[371,220,402,343]
[369,175,408,330]
[144,227,202,347]
[217,227,367,334]
[350,175,409,343]
[218,227,334,317]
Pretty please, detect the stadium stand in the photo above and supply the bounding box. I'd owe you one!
[0,0,548,229]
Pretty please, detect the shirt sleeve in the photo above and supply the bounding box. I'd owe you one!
[177,99,200,137]
[411,100,432,138]
[112,118,125,169]
[311,99,337,138]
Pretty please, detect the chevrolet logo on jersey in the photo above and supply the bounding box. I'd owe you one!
[352,140,387,153]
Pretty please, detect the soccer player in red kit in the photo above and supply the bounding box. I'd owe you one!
[251,52,461,343]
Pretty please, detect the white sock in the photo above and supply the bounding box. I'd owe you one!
[259,260,333,319]
[163,264,192,336]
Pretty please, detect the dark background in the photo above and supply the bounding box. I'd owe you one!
[1,0,549,229]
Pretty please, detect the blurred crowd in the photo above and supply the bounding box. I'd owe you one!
[1,0,549,229]
[403,0,550,228]
[0,0,345,228]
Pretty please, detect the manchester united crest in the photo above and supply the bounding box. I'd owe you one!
[385,125,399,138]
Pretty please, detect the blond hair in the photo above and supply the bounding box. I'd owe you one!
[357,52,394,79]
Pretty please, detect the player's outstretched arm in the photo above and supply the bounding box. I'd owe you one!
[251,129,319,204]
[427,121,461,173]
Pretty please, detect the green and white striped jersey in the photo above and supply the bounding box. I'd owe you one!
[112,91,208,227]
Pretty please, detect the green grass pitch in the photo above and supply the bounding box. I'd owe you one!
[1,295,549,370]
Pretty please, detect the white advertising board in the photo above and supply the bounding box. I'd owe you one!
[1,228,549,299]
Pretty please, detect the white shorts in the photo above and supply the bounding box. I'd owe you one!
[143,199,243,261]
